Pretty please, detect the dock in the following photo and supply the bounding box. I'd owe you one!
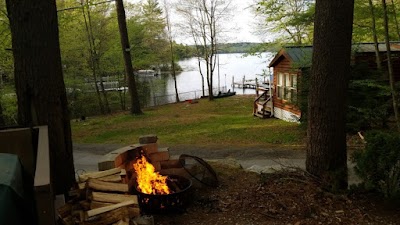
[232,76,271,89]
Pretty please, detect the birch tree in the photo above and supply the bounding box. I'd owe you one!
[256,0,315,44]
[382,0,400,131]
[176,0,232,100]
[163,0,179,102]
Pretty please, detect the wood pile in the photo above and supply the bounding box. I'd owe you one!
[57,167,141,225]
[57,135,188,225]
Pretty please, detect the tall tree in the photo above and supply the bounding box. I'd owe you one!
[176,0,232,100]
[306,0,354,190]
[390,0,400,40]
[256,0,315,44]
[163,0,179,102]
[116,0,142,114]
[6,0,75,194]
[368,0,382,69]
[382,0,400,131]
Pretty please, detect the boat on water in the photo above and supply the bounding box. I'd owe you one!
[201,90,236,99]
[214,90,236,99]
[136,69,160,76]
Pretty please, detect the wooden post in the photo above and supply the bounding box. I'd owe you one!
[255,78,259,97]
[232,76,234,92]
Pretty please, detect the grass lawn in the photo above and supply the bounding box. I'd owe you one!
[71,95,306,146]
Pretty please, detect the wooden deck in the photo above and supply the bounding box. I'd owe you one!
[233,81,258,89]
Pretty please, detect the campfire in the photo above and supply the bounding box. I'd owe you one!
[134,155,171,195]
[57,135,194,225]
[133,155,192,214]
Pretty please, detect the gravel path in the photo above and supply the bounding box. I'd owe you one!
[73,143,361,184]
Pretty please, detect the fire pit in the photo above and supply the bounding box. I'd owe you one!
[136,175,192,214]
[133,155,193,214]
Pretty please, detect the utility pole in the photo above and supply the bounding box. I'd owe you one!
[115,0,142,114]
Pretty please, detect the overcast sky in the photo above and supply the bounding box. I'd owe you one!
[128,0,263,44]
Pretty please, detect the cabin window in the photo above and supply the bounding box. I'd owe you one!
[277,73,285,99]
[288,74,297,102]
[277,73,297,102]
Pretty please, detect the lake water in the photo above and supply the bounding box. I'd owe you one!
[136,52,274,107]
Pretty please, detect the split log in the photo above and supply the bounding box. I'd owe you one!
[113,218,129,225]
[79,168,121,182]
[85,200,137,218]
[78,182,86,190]
[81,206,136,225]
[90,201,113,209]
[87,179,128,193]
[57,202,73,219]
[91,192,138,204]
[58,215,74,225]
[90,201,140,217]
[96,174,122,183]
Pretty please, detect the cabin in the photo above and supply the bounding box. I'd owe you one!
[253,42,400,122]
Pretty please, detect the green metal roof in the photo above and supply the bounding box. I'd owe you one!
[269,42,400,68]
[268,46,313,68]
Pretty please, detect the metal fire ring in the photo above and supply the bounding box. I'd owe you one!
[179,154,219,187]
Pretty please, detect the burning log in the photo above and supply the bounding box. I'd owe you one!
[91,192,138,204]
[87,179,129,193]
[79,168,122,182]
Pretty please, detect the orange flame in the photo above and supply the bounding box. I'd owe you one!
[133,155,170,195]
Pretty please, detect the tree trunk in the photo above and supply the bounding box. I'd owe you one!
[81,3,105,115]
[163,0,180,103]
[368,0,382,70]
[306,0,354,191]
[86,3,111,114]
[0,100,4,127]
[382,0,400,132]
[170,44,180,103]
[115,0,142,115]
[6,0,75,194]
[390,0,400,40]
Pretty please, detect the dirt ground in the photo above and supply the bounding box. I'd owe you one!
[73,144,399,224]
[153,161,400,225]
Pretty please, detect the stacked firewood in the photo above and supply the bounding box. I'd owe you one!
[57,135,187,225]
[57,167,142,225]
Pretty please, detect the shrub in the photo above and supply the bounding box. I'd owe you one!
[352,131,400,198]
[0,93,18,126]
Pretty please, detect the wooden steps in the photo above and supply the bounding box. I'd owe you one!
[253,87,273,119]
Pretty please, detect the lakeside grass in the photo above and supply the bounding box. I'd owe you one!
[71,95,306,146]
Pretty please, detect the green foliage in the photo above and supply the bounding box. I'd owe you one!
[297,63,392,132]
[0,0,13,84]
[352,131,400,198]
[346,64,392,132]
[256,0,315,44]
[0,90,17,126]
[353,0,400,42]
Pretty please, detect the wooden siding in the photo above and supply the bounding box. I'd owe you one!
[354,52,400,82]
[272,56,301,115]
